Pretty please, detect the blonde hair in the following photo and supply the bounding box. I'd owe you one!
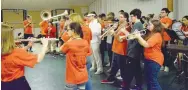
[69,13,84,25]
[1,23,15,55]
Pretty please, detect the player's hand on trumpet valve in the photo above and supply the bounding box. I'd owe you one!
[127,31,141,40]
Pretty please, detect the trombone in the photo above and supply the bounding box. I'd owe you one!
[40,10,68,23]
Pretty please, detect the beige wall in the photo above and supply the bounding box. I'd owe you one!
[2,6,88,29]
[3,10,24,28]
[2,10,42,28]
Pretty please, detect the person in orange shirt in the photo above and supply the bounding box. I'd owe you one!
[160,8,172,41]
[45,22,57,53]
[1,23,48,90]
[39,20,49,37]
[64,13,93,90]
[60,22,91,90]
[83,12,90,26]
[101,12,130,85]
[23,15,34,52]
[59,16,67,48]
[182,16,188,36]
[160,8,173,72]
[132,19,164,90]
[181,15,188,45]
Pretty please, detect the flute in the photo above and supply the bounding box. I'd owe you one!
[15,38,59,43]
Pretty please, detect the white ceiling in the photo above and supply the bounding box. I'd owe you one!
[1,0,95,10]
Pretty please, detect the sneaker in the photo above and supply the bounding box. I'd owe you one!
[160,66,164,71]
[116,76,123,80]
[101,79,114,84]
[95,70,103,74]
[116,70,121,77]
[90,67,96,72]
[106,63,110,67]
[164,66,169,72]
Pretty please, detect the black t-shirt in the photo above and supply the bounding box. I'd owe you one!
[127,21,144,59]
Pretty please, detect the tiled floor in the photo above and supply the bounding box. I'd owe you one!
[24,43,187,90]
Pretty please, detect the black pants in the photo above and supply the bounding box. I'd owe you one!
[107,53,124,81]
[24,34,34,50]
[100,39,107,66]
[120,56,142,89]
[162,43,170,67]
[1,76,31,90]
[107,43,113,66]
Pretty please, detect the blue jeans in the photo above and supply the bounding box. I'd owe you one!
[85,56,92,90]
[144,59,162,90]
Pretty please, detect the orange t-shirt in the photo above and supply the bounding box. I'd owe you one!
[61,31,70,42]
[144,33,164,66]
[112,32,127,55]
[81,25,92,45]
[182,26,188,37]
[23,20,33,34]
[1,48,37,82]
[61,39,91,84]
[160,17,172,41]
[61,25,92,45]
[39,21,48,35]
[100,21,105,30]
[112,26,131,55]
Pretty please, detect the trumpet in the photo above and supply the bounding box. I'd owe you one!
[100,22,119,39]
[40,10,68,23]
[118,29,147,40]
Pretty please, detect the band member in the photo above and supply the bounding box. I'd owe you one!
[45,22,57,53]
[101,12,130,84]
[123,9,143,90]
[182,15,188,45]
[1,23,48,90]
[69,13,93,90]
[160,8,172,72]
[60,22,91,90]
[132,19,164,90]
[105,12,116,68]
[87,11,103,74]
[98,13,107,66]
[59,16,67,45]
[23,15,34,52]
[39,20,49,37]
[182,15,188,37]
[83,12,90,26]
